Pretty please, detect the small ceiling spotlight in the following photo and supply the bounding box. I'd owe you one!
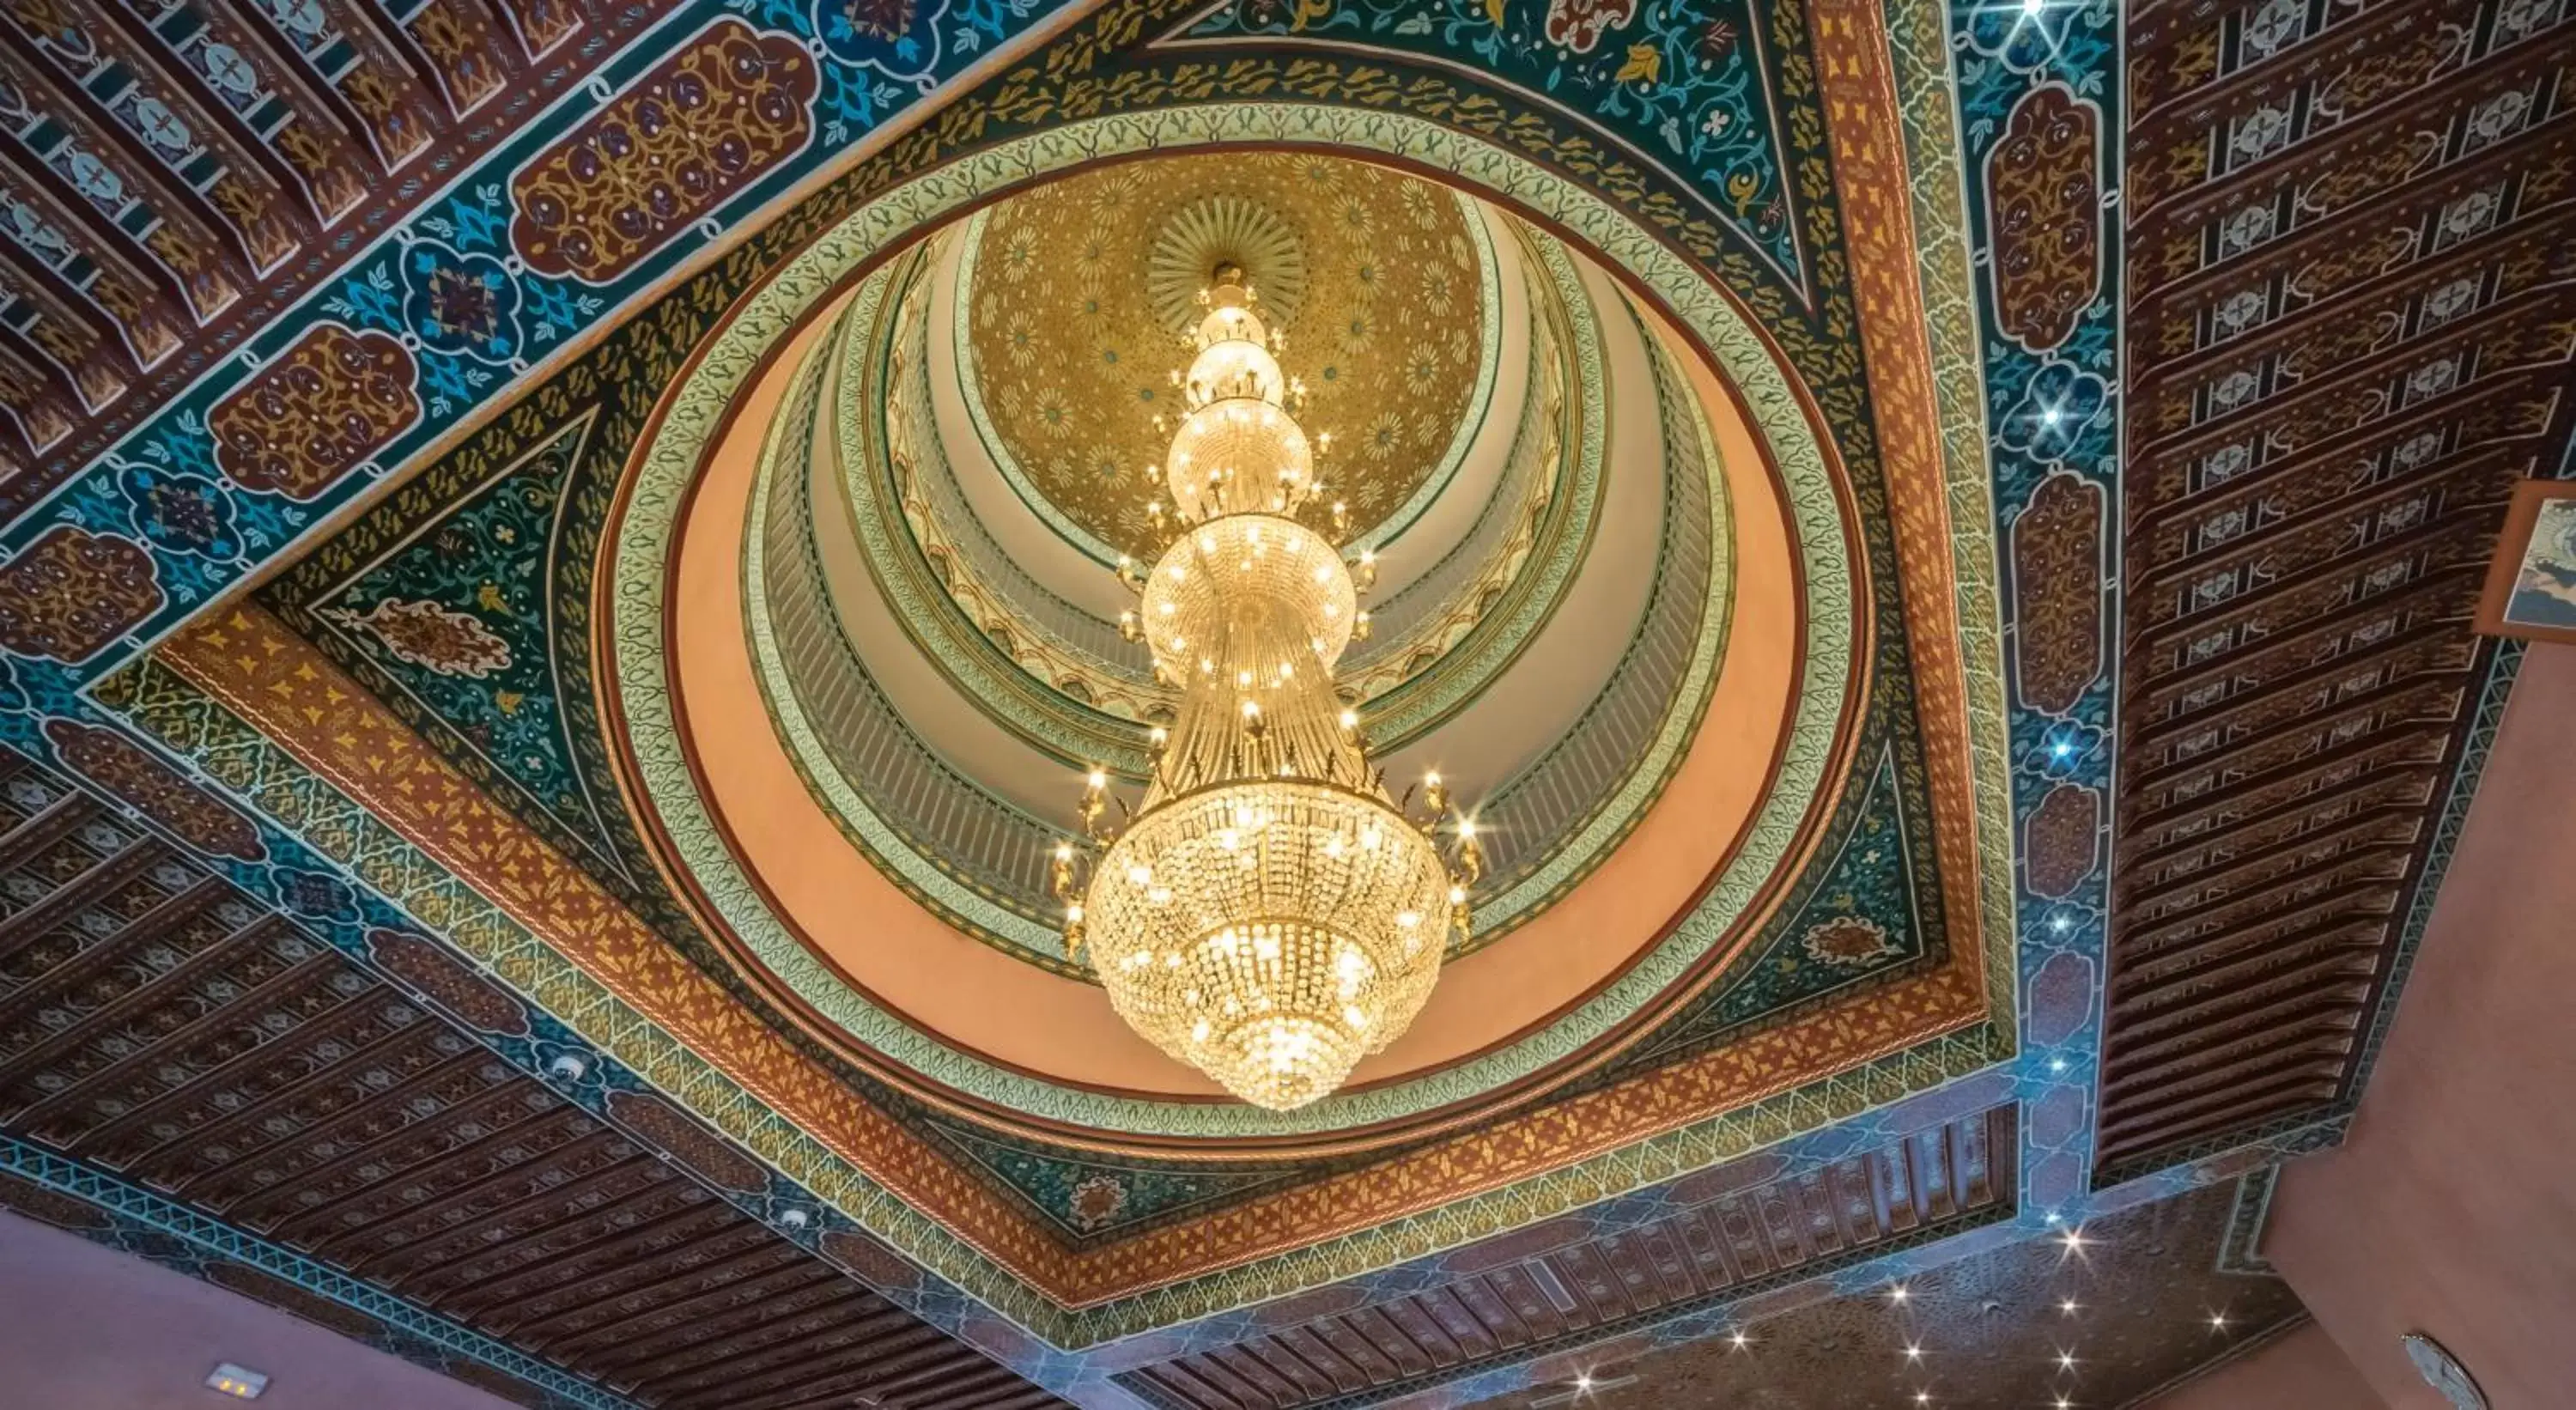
[205,1364,270,1400]
[1728,1329,1752,1350]
[1887,1282,1911,1304]
[2059,1298,2080,1316]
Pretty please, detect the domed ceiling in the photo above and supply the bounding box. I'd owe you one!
[2,0,2544,1401]
[956,152,1494,565]
[665,149,1808,1142]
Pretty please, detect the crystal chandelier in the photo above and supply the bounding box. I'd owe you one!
[1053,267,1482,1111]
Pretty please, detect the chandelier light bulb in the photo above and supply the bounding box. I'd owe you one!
[1054,267,1477,1110]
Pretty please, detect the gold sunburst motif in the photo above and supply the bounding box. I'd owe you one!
[962,152,1487,563]
[1146,194,1309,333]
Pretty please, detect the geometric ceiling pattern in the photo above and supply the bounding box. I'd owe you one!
[0,0,2562,1405]
[2102,0,2572,1183]
[0,743,1070,1410]
[0,0,687,503]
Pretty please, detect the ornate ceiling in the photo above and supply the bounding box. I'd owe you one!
[1448,1174,2307,1410]
[0,744,1071,1410]
[957,152,1496,565]
[0,0,2564,1404]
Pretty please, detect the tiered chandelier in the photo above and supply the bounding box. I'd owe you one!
[1054,267,1482,1111]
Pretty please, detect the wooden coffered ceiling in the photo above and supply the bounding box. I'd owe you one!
[1455,1175,2305,1410]
[1115,1106,2014,1410]
[2105,0,2576,1182]
[0,746,1068,1410]
[0,0,688,507]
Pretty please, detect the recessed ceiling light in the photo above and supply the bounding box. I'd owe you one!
[206,1364,269,1400]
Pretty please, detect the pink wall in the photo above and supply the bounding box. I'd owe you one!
[2144,1322,2384,1410]
[0,1210,518,1410]
[2259,641,2576,1409]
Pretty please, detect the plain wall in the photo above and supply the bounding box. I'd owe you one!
[2143,1322,2385,1409]
[0,1209,518,1410]
[2259,642,2576,1409]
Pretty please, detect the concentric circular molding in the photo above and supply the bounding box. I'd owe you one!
[603,105,1861,1148]
[768,226,1737,974]
[878,216,1589,747]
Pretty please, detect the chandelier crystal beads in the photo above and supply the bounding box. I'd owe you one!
[1056,270,1482,1111]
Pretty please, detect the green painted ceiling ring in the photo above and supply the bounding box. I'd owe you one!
[890,218,1577,711]
[756,228,1732,973]
[610,104,1857,1140]
[827,218,1604,781]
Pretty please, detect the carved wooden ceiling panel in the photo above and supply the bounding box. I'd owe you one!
[0,0,682,509]
[0,745,1070,1410]
[2105,0,2576,1181]
[1463,1176,2303,1410]
[1115,1106,2014,1410]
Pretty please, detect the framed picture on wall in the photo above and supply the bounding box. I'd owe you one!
[2475,479,2576,643]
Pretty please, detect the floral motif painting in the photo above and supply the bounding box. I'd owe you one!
[321,599,514,678]
[1188,0,1801,280]
[269,415,641,887]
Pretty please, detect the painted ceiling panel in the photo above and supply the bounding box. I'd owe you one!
[0,0,2553,1401]
[0,0,693,505]
[2104,0,2576,1183]
[0,744,1073,1410]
